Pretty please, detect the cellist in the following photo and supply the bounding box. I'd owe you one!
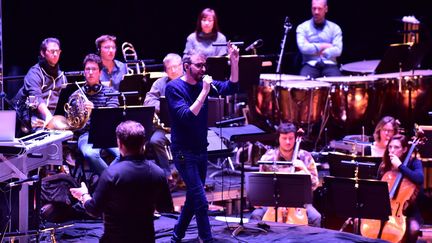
[249,123,321,227]
[377,134,424,243]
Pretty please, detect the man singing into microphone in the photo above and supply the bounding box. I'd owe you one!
[166,43,239,243]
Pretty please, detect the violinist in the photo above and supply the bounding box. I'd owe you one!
[250,123,321,227]
[377,134,424,243]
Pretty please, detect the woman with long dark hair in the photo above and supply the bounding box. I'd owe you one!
[377,134,424,242]
[183,8,227,57]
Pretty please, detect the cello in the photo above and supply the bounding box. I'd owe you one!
[360,131,424,242]
[262,129,308,225]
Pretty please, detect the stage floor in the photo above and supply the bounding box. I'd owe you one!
[40,216,389,243]
[27,157,432,242]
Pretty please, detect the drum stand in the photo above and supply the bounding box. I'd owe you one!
[208,154,239,178]
[406,76,415,133]
[314,89,332,151]
[396,68,416,134]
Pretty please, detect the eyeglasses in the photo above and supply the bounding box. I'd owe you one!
[84,67,99,73]
[191,62,207,69]
[101,45,116,51]
[166,64,182,71]
[381,129,394,134]
[46,49,61,55]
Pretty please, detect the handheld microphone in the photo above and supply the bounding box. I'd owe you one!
[245,39,264,52]
[203,75,218,93]
[7,175,39,187]
[210,84,218,93]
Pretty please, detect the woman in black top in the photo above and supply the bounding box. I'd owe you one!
[378,134,424,243]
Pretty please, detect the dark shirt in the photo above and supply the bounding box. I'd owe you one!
[165,78,238,152]
[378,158,424,186]
[15,63,67,112]
[84,154,173,243]
[70,85,119,136]
[85,85,119,109]
[378,158,424,222]
[398,158,424,186]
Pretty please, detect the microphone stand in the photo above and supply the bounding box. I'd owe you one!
[0,73,4,110]
[276,16,292,74]
[274,17,292,127]
[104,91,139,109]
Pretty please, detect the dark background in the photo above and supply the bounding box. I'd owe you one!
[3,0,432,76]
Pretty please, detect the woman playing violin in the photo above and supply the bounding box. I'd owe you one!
[378,134,424,243]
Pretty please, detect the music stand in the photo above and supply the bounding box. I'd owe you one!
[54,83,81,116]
[119,74,147,106]
[159,96,225,128]
[64,72,85,83]
[206,55,262,93]
[158,96,171,127]
[327,152,382,180]
[207,97,224,127]
[322,176,391,234]
[213,128,276,236]
[418,125,432,159]
[88,106,154,148]
[246,172,312,222]
[207,125,270,178]
[374,43,419,74]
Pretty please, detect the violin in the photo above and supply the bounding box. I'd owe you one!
[360,130,425,242]
[262,129,308,225]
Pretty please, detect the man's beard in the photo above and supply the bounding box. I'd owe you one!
[280,146,294,154]
[190,68,204,82]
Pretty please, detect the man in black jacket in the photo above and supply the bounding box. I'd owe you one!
[70,120,173,243]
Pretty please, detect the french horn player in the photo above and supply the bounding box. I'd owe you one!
[68,53,120,176]
[143,53,184,187]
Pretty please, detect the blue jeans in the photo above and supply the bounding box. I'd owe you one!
[78,132,120,175]
[172,149,212,242]
[300,63,341,79]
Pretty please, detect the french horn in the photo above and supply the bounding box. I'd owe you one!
[46,82,91,130]
[63,91,91,130]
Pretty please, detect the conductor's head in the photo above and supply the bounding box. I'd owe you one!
[116,120,146,156]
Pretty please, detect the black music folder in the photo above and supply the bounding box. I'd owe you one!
[54,83,80,116]
[246,172,312,208]
[206,55,262,92]
[323,176,391,220]
[158,96,171,127]
[327,152,382,180]
[375,43,422,74]
[159,96,224,127]
[119,74,147,106]
[88,106,154,148]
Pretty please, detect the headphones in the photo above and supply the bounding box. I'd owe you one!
[83,83,103,94]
